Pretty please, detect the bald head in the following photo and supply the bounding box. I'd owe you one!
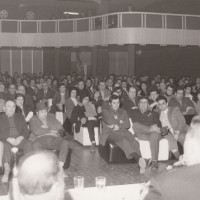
[5,100,16,117]
[18,151,65,200]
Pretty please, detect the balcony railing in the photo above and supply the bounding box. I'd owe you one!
[0,12,200,47]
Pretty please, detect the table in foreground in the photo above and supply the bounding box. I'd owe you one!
[0,183,142,200]
[67,184,142,200]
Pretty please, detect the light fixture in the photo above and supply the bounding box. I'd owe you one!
[64,12,79,15]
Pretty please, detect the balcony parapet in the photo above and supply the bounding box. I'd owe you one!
[0,12,200,47]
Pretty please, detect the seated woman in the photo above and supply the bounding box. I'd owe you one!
[63,87,79,133]
[15,93,34,121]
[100,94,147,173]
[71,94,101,151]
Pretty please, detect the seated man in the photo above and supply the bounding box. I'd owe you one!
[141,115,200,200]
[0,82,8,112]
[26,79,38,102]
[129,96,161,170]
[76,79,90,102]
[36,82,55,103]
[163,84,175,103]
[148,87,159,112]
[98,81,111,101]
[29,102,69,168]
[169,86,196,115]
[7,84,17,101]
[50,83,69,114]
[121,86,138,113]
[100,95,147,173]
[0,100,31,183]
[17,151,65,200]
[156,96,187,157]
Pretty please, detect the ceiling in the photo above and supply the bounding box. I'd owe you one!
[0,0,199,19]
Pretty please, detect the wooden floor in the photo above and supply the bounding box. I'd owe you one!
[0,136,170,195]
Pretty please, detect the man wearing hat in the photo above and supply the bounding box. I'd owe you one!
[29,101,69,168]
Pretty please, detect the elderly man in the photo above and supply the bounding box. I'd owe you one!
[0,100,31,183]
[17,151,65,200]
[29,102,69,168]
[141,115,200,200]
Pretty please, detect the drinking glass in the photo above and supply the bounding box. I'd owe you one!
[95,176,106,191]
[74,176,84,190]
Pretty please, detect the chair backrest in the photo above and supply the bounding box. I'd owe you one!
[55,112,64,125]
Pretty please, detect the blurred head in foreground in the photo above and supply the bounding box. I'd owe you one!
[184,115,200,166]
[17,151,65,200]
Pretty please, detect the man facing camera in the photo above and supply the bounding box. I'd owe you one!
[129,97,161,170]
[101,95,147,174]
[141,115,200,200]
[17,151,65,200]
[29,102,69,168]
[0,100,31,183]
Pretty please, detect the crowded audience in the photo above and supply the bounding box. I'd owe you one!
[0,71,199,187]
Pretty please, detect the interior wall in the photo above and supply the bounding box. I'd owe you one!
[0,47,43,75]
[109,52,128,75]
[135,45,200,77]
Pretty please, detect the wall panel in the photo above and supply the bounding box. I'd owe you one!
[22,49,32,73]
[33,49,43,74]
[12,49,21,74]
[1,48,10,74]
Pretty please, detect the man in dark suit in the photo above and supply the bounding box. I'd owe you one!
[76,79,90,102]
[26,79,38,101]
[129,96,162,169]
[169,86,196,115]
[36,82,55,102]
[0,100,31,183]
[7,84,17,100]
[50,83,69,113]
[142,115,200,200]
[122,86,138,114]
[101,95,148,173]
[106,78,113,92]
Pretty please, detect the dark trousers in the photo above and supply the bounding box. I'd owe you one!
[3,139,32,164]
[82,120,99,143]
[32,136,69,163]
[107,131,141,159]
[133,122,161,161]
